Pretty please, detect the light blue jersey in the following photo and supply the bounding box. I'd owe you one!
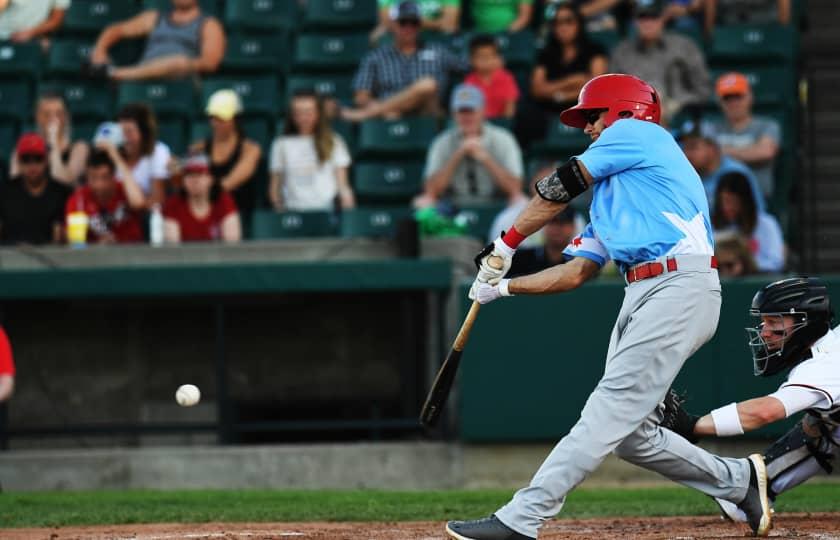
[563,119,714,271]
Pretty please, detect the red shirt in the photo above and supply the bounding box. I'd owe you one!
[464,69,520,119]
[0,326,15,376]
[162,192,237,242]
[65,184,144,243]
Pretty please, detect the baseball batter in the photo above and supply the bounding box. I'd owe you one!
[446,74,772,540]
[659,277,839,523]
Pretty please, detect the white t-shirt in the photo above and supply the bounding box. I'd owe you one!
[769,326,840,417]
[269,134,351,211]
[117,141,171,196]
[0,0,70,40]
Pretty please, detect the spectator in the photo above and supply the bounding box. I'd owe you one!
[714,231,758,277]
[9,92,90,186]
[702,72,781,199]
[0,326,14,405]
[471,0,533,33]
[371,0,460,43]
[117,103,171,207]
[712,171,784,273]
[191,90,261,225]
[610,0,711,122]
[87,0,225,82]
[417,84,523,207]
[678,121,765,211]
[163,154,240,243]
[0,0,67,43]
[65,146,146,244]
[520,1,607,144]
[542,0,624,33]
[464,34,520,119]
[0,134,71,245]
[508,206,579,276]
[708,0,791,26]
[269,90,354,212]
[662,0,709,33]
[343,1,466,122]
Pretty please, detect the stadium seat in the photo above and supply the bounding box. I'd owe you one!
[0,121,20,179]
[251,209,337,239]
[61,0,140,36]
[530,117,591,158]
[157,117,188,156]
[202,75,281,117]
[494,30,536,68]
[143,0,220,17]
[72,117,101,142]
[709,23,796,63]
[117,81,197,119]
[354,161,424,202]
[222,34,290,73]
[357,117,438,158]
[589,30,620,52]
[488,117,514,131]
[709,67,795,106]
[340,207,414,238]
[0,42,42,82]
[38,81,113,120]
[457,202,507,240]
[0,81,32,122]
[286,73,355,104]
[224,0,298,31]
[333,120,357,154]
[303,0,378,29]
[294,33,369,71]
[45,39,93,78]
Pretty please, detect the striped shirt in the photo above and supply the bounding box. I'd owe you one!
[352,43,466,99]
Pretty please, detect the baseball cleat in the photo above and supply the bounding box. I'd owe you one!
[446,515,535,540]
[736,454,773,536]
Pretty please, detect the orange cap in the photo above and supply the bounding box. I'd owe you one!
[716,72,750,97]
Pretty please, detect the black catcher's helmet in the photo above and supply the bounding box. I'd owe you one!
[747,277,834,376]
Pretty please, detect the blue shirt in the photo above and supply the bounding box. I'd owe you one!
[702,155,766,213]
[563,119,714,270]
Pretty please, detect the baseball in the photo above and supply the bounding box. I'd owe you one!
[175,384,201,407]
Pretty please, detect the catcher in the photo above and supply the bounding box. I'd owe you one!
[662,276,839,522]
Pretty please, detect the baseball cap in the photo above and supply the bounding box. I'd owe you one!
[182,154,211,174]
[391,0,421,21]
[450,84,485,112]
[635,0,665,17]
[716,72,750,98]
[205,89,242,121]
[16,132,47,157]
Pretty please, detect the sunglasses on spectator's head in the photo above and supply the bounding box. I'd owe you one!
[20,154,45,164]
[555,16,577,25]
[397,18,421,27]
[582,109,605,125]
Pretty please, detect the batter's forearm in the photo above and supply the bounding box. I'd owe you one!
[509,257,599,294]
[512,195,568,236]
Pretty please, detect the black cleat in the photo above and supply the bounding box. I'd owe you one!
[446,515,534,540]
[737,454,773,536]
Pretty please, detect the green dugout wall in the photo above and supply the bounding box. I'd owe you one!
[458,276,840,442]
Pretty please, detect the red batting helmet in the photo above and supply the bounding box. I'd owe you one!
[560,74,661,129]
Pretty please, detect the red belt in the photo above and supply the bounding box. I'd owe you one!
[625,256,718,284]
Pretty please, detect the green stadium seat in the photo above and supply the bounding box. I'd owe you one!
[709,23,796,63]
[354,161,424,202]
[457,202,507,240]
[287,73,354,104]
[62,0,140,35]
[45,39,92,78]
[294,33,369,71]
[224,0,298,31]
[0,42,42,81]
[494,30,536,68]
[202,75,281,117]
[530,117,591,158]
[143,0,220,17]
[72,117,101,142]
[222,34,290,73]
[303,0,378,29]
[117,81,197,119]
[157,117,188,156]
[488,117,514,131]
[251,209,337,238]
[38,81,113,120]
[709,67,795,106]
[340,207,413,238]
[0,121,20,180]
[0,81,32,122]
[332,119,357,154]
[589,29,620,52]
[357,117,438,157]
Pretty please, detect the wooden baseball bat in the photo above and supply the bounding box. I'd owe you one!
[419,256,503,428]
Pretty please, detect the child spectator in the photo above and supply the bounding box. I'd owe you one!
[117,103,172,207]
[464,34,520,119]
[163,154,241,243]
[0,0,68,43]
[0,133,71,245]
[269,90,354,211]
[65,146,146,244]
[471,0,533,33]
[712,171,784,273]
[714,231,759,277]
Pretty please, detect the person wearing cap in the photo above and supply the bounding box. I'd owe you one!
[65,145,146,244]
[0,133,72,245]
[117,103,172,207]
[162,154,241,244]
[610,0,711,122]
[417,83,523,207]
[191,89,261,225]
[702,72,781,200]
[344,1,467,122]
[371,0,460,44]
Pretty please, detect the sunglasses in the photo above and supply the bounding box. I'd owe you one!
[582,109,605,125]
[20,154,45,164]
[397,18,421,27]
[555,16,577,25]
[636,12,661,20]
[721,93,746,102]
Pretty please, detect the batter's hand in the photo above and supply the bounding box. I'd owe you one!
[469,279,512,304]
[474,236,515,285]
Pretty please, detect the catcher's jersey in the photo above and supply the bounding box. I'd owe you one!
[769,325,840,420]
[567,118,714,271]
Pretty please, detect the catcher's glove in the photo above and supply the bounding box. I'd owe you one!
[661,389,700,443]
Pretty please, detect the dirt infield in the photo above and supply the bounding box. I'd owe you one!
[4,514,840,540]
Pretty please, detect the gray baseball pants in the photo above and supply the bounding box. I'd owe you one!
[496,259,752,538]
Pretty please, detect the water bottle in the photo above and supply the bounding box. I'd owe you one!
[149,204,164,246]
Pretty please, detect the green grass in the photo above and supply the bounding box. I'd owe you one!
[2,485,838,528]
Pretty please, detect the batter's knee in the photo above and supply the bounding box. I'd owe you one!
[614,423,664,461]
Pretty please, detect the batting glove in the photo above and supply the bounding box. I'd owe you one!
[469,279,512,304]
[474,236,515,285]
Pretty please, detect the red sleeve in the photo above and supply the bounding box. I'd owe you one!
[501,69,520,101]
[65,190,81,217]
[216,192,238,219]
[0,326,15,376]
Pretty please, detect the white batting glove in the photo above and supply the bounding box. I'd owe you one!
[468,279,512,304]
[474,236,515,285]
